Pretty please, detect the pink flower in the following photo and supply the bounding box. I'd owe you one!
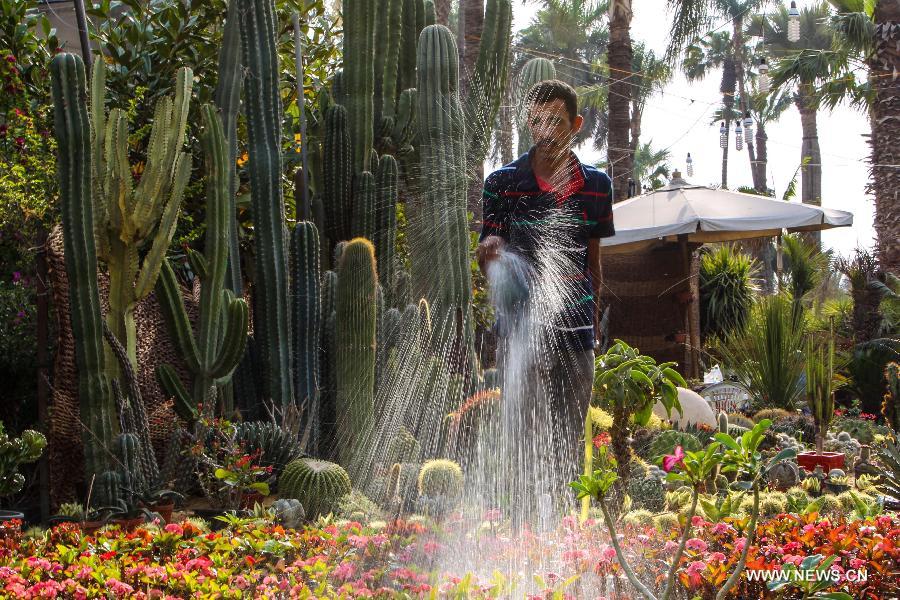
[684,561,707,587]
[664,540,680,553]
[332,561,355,581]
[685,538,708,553]
[663,446,685,472]
[709,552,726,563]
[711,522,733,535]
[691,515,706,527]
[735,537,747,553]
[163,523,183,535]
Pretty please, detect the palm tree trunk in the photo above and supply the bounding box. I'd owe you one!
[720,57,736,188]
[607,1,633,202]
[754,118,768,191]
[871,1,900,275]
[630,104,643,190]
[732,16,765,193]
[796,86,822,246]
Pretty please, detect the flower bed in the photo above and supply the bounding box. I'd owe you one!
[0,511,897,599]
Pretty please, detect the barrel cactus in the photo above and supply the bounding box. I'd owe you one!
[767,460,800,490]
[417,459,463,499]
[279,458,352,519]
[234,421,303,477]
[385,427,421,465]
[271,498,305,528]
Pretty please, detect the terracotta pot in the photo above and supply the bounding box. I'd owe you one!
[797,451,845,472]
[675,290,694,304]
[148,502,175,524]
[673,332,688,343]
[81,520,104,536]
[110,516,145,531]
[240,492,264,510]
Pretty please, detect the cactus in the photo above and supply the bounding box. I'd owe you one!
[50,52,118,479]
[335,239,378,470]
[516,58,557,156]
[323,105,353,245]
[155,105,249,421]
[417,459,463,499]
[234,421,303,476]
[386,461,420,512]
[374,155,399,303]
[378,0,404,126]
[343,0,376,172]
[85,56,193,371]
[412,25,476,377]
[647,430,702,463]
[385,426,421,465]
[240,0,293,407]
[115,432,143,503]
[767,460,800,490]
[214,0,244,295]
[463,0,512,168]
[397,0,425,99]
[0,423,46,497]
[883,362,900,430]
[279,458,352,518]
[291,221,321,451]
[806,336,835,455]
[718,411,729,434]
[94,470,122,508]
[351,171,376,239]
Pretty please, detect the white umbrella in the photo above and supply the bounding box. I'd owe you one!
[601,173,853,254]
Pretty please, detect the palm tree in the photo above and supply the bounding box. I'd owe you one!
[758,3,835,245]
[683,31,737,186]
[515,1,610,149]
[607,0,633,202]
[746,86,793,192]
[869,0,899,275]
[599,141,672,191]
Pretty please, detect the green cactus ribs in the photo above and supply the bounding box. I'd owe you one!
[50,52,117,480]
[279,458,352,519]
[155,105,249,421]
[291,221,322,453]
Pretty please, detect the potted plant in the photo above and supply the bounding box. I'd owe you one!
[136,489,184,524]
[797,336,845,472]
[0,423,46,527]
[824,474,851,495]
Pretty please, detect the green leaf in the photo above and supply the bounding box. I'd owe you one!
[800,554,825,571]
[250,482,270,495]
[714,432,741,452]
[765,448,798,472]
[813,594,853,600]
[214,468,229,480]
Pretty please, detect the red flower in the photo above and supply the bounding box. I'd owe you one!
[592,432,611,448]
[663,446,686,472]
[5,55,15,63]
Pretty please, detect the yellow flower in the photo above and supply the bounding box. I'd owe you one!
[294,132,302,153]
[237,151,249,167]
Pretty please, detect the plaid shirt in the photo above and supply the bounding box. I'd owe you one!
[479,148,615,350]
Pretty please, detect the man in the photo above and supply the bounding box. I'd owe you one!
[475,80,615,514]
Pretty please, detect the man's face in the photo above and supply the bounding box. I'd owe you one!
[527,98,582,155]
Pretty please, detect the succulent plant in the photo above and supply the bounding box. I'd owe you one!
[785,486,811,512]
[385,462,420,512]
[0,423,46,497]
[622,509,655,528]
[279,458,352,519]
[234,421,303,477]
[652,512,680,532]
[417,459,464,500]
[627,476,665,512]
[767,460,800,490]
[337,489,384,522]
[647,430,702,464]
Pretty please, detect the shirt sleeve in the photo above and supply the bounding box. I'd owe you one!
[588,173,615,239]
[479,171,510,243]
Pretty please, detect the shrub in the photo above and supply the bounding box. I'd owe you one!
[622,509,655,528]
[727,413,755,429]
[753,408,794,423]
[699,244,758,341]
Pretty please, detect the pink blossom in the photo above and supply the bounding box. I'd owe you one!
[711,522,733,535]
[735,537,747,553]
[332,561,356,581]
[850,558,866,569]
[105,578,134,598]
[663,446,685,472]
[664,540,680,553]
[691,515,706,527]
[601,545,617,561]
[708,552,726,563]
[164,523,183,535]
[685,538,708,553]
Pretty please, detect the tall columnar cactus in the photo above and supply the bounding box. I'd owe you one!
[87,56,193,371]
[50,52,117,479]
[413,24,476,374]
[214,0,244,295]
[374,155,398,305]
[398,0,425,98]
[351,171,376,240]
[115,432,144,501]
[516,57,557,156]
[343,0,376,172]
[291,221,321,453]
[155,105,249,421]
[374,0,403,126]
[240,0,293,406]
[323,105,353,245]
[335,239,378,470]
[463,0,512,167]
[806,336,835,455]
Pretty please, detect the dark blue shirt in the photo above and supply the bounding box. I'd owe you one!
[479,148,615,350]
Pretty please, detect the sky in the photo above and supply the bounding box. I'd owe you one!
[497,0,875,258]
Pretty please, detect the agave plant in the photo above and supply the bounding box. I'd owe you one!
[716,293,807,410]
[699,244,759,341]
[874,436,900,502]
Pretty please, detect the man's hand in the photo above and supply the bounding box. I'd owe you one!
[476,235,505,275]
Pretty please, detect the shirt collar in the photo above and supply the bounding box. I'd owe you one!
[514,146,587,193]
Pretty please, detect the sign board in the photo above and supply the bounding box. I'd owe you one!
[700,381,751,414]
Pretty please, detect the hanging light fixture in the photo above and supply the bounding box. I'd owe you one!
[719,122,727,149]
[735,121,744,151]
[758,57,770,93]
[788,1,800,42]
[686,152,694,177]
[743,111,754,142]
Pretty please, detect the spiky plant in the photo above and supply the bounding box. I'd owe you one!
[806,334,836,455]
[279,458,352,519]
[699,244,758,341]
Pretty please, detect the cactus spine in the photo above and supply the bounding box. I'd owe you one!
[291,221,321,452]
[50,52,117,479]
[155,105,249,420]
[516,58,557,156]
[335,239,378,470]
[240,0,293,406]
